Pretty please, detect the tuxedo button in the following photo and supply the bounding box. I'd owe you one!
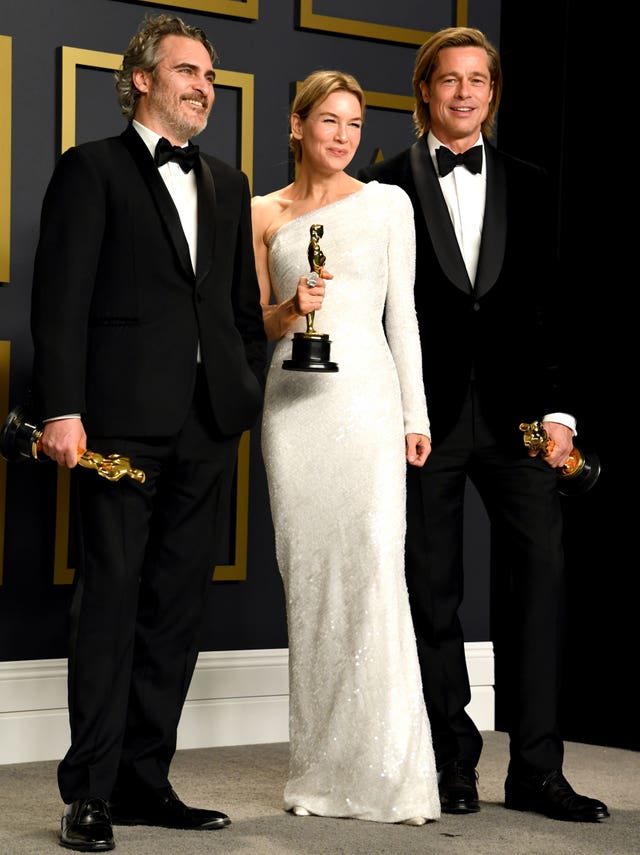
[473,302,480,311]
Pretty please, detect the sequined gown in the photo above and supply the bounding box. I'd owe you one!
[261,182,440,823]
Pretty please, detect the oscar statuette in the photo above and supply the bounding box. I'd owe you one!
[282,223,339,372]
[519,421,600,496]
[0,404,146,483]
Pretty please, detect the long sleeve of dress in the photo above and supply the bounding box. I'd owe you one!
[381,185,430,437]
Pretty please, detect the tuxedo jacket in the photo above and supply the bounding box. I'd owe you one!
[31,123,266,439]
[358,137,576,448]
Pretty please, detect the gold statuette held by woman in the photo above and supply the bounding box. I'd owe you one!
[0,404,146,483]
[282,224,339,372]
[519,421,600,496]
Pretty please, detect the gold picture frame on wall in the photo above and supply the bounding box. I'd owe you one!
[60,47,255,183]
[56,46,254,582]
[135,0,258,18]
[60,47,122,155]
[364,89,414,115]
[360,89,414,164]
[298,0,468,46]
[0,36,11,284]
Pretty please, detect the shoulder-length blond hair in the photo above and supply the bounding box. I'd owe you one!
[412,27,502,139]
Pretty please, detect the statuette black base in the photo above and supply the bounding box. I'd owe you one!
[282,332,339,373]
[0,405,42,462]
[556,449,601,497]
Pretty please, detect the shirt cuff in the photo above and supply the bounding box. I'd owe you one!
[542,412,577,437]
[43,414,81,422]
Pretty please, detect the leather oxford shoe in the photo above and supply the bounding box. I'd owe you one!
[60,798,115,851]
[505,769,609,822]
[109,786,230,829]
[438,761,480,813]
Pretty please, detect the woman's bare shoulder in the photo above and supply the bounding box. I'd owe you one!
[252,186,294,211]
[252,187,296,245]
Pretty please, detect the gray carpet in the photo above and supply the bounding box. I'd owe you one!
[0,731,637,854]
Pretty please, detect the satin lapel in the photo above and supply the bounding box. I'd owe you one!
[474,142,506,298]
[120,124,194,280]
[194,156,216,287]
[409,139,471,294]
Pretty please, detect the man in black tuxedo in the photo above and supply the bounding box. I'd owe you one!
[30,14,266,852]
[358,27,608,823]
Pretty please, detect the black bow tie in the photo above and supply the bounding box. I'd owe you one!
[436,145,483,177]
[154,137,199,173]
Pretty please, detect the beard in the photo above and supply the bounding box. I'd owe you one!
[150,87,211,142]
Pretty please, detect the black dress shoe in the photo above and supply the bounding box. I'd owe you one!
[109,786,230,829]
[60,798,115,851]
[505,769,609,822]
[438,761,480,813]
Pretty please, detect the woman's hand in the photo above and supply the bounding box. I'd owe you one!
[293,268,333,317]
[406,433,431,467]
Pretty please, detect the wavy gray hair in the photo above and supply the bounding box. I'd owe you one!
[114,14,217,121]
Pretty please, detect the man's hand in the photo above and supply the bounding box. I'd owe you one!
[536,421,574,469]
[40,418,87,468]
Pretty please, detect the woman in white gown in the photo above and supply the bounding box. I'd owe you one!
[251,70,440,826]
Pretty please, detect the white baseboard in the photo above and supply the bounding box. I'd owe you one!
[0,642,494,765]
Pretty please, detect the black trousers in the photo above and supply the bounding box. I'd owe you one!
[405,384,565,776]
[58,371,240,802]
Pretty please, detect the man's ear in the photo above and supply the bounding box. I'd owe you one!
[132,67,151,95]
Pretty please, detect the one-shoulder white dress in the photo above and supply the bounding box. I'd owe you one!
[261,181,440,823]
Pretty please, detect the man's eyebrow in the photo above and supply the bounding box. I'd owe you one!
[172,61,215,78]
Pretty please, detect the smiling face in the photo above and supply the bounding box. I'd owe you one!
[132,34,215,144]
[419,45,493,152]
[291,90,363,174]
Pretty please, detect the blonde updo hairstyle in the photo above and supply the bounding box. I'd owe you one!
[289,70,365,165]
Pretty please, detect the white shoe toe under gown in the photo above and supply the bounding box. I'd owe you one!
[261,182,440,823]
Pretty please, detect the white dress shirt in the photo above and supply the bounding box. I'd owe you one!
[133,120,202,363]
[132,120,198,273]
[427,130,485,286]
